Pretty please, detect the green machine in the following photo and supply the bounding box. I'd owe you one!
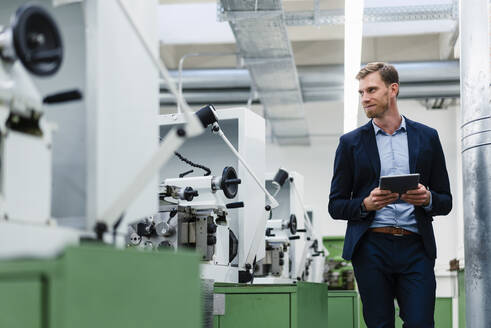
[324,237,360,327]
[323,236,355,290]
[0,245,202,328]
[328,290,359,328]
[213,282,329,328]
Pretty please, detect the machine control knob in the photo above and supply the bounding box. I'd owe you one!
[288,214,297,235]
[195,104,217,128]
[136,222,153,237]
[220,167,240,199]
[11,4,63,76]
[272,168,289,187]
[181,187,198,201]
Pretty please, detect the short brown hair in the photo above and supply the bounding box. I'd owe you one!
[356,62,399,96]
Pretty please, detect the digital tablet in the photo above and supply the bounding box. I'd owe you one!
[379,173,420,194]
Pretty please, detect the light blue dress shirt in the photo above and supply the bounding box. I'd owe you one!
[367,116,431,234]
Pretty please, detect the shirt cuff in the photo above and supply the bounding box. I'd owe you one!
[423,191,433,212]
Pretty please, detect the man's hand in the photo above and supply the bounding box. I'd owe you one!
[401,183,430,206]
[363,188,399,211]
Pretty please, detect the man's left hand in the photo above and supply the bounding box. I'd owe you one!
[401,183,430,206]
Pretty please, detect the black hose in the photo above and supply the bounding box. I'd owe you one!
[174,151,211,176]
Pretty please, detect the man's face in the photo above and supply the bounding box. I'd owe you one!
[358,72,393,119]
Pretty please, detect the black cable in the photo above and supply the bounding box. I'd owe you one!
[113,213,125,245]
[174,151,211,176]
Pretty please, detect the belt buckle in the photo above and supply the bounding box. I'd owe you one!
[393,227,404,237]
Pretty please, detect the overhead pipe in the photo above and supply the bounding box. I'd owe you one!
[159,60,459,90]
[460,0,491,326]
[159,61,460,104]
[159,82,460,105]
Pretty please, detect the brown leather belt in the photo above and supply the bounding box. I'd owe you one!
[369,226,414,236]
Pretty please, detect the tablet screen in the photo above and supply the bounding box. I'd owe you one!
[379,173,420,194]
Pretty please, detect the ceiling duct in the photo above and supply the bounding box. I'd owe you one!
[218,0,310,145]
[160,60,460,103]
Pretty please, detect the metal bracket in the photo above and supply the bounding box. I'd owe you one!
[213,293,226,315]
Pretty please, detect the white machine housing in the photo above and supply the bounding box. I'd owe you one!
[304,209,328,283]
[0,0,159,259]
[0,61,53,224]
[158,107,266,282]
[255,171,307,283]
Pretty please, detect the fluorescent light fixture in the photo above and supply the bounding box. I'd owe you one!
[344,0,364,133]
[158,3,235,44]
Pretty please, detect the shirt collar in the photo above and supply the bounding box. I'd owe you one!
[372,116,406,135]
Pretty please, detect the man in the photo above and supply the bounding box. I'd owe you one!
[328,62,452,328]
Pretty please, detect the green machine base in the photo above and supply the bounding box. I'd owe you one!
[213,282,329,328]
[0,245,201,328]
[328,290,359,328]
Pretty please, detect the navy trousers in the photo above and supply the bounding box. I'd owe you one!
[351,231,436,328]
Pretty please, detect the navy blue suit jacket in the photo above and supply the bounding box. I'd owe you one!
[328,117,452,260]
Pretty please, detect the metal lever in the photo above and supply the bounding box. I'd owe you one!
[224,178,241,185]
[179,169,194,178]
[43,89,82,104]
[226,202,244,209]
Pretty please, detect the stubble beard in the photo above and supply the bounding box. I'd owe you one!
[364,91,390,119]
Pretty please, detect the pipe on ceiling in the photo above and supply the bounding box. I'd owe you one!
[159,82,460,105]
[159,60,460,104]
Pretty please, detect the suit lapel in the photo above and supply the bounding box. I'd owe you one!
[361,121,381,178]
[405,117,420,174]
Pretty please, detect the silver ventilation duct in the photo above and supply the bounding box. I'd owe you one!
[159,82,459,104]
[218,0,310,145]
[160,60,460,104]
[460,0,491,326]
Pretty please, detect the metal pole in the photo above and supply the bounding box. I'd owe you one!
[460,0,491,326]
